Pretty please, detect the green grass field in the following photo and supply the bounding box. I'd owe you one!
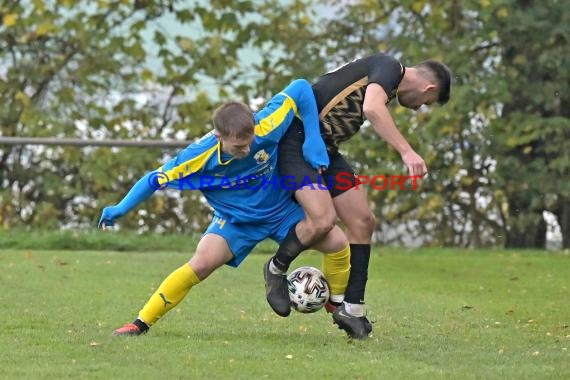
[1,247,568,379]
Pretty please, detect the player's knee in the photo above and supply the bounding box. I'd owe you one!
[329,228,350,252]
[188,254,215,281]
[364,211,376,232]
[311,208,337,238]
[362,211,376,236]
[347,210,376,238]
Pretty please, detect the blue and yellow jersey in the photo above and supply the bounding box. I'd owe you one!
[155,79,320,224]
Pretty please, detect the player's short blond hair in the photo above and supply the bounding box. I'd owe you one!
[213,102,255,139]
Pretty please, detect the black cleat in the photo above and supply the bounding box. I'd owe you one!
[263,259,291,317]
[332,303,372,339]
[363,317,373,334]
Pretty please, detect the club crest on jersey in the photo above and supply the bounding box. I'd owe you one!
[254,149,269,164]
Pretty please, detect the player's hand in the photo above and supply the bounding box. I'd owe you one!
[98,205,124,230]
[401,150,427,177]
[302,139,330,171]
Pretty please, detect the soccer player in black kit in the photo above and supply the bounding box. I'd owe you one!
[263,53,452,339]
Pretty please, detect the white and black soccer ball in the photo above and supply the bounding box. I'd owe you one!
[287,266,330,313]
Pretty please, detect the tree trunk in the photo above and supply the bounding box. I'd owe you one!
[505,209,547,249]
[555,196,570,249]
[505,217,547,248]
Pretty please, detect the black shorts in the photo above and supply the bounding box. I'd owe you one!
[278,118,357,198]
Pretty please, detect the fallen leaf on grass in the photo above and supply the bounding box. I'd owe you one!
[52,257,69,266]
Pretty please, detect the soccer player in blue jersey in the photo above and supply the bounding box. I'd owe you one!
[98,79,352,336]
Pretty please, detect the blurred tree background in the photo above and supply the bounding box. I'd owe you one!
[0,0,568,248]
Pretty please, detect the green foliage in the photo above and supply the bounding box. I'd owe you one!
[1,1,181,229]
[0,228,279,253]
[320,0,507,247]
[0,228,198,251]
[490,0,570,247]
[1,0,567,248]
[0,0,326,231]
[320,0,568,248]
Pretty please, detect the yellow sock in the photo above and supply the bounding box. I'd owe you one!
[138,263,200,326]
[322,244,350,300]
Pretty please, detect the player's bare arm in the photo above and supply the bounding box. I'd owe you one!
[363,83,427,177]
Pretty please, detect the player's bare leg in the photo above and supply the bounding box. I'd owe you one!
[311,226,350,309]
[269,187,336,271]
[294,186,337,245]
[331,186,375,339]
[264,187,336,316]
[113,234,233,336]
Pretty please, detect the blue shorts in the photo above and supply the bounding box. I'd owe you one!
[204,203,305,267]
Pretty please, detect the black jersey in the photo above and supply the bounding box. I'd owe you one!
[312,53,404,151]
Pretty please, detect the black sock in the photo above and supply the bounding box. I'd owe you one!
[134,318,149,332]
[344,244,371,304]
[272,225,308,272]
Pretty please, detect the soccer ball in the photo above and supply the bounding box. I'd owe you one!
[287,266,330,313]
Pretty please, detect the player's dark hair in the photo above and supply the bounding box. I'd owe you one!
[416,60,452,104]
[213,101,255,138]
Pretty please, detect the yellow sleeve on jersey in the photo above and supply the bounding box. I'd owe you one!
[254,93,298,137]
[156,134,219,186]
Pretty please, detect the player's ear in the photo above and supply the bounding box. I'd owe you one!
[424,84,437,93]
[213,130,221,140]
